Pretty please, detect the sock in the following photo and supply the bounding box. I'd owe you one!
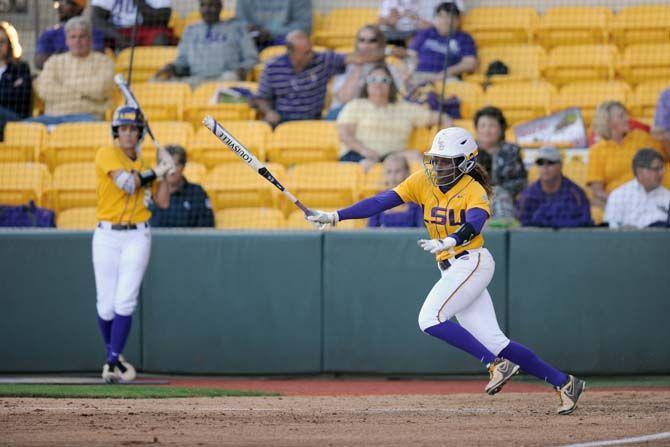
[499,340,568,388]
[97,315,112,357]
[424,320,497,365]
[108,314,132,364]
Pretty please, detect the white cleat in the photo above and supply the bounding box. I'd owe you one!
[485,358,520,395]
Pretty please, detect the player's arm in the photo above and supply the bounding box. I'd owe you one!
[307,190,405,227]
[108,156,173,200]
[418,207,488,253]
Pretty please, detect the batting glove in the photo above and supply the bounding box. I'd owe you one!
[417,237,457,254]
[306,209,339,229]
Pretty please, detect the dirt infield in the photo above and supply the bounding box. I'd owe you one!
[2,379,670,447]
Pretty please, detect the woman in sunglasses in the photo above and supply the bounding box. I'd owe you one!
[337,63,448,170]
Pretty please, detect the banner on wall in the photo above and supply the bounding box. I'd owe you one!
[513,108,588,149]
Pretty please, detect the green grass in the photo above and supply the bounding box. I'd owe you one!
[0,384,278,399]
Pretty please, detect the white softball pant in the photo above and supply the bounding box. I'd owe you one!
[418,248,510,356]
[92,223,151,320]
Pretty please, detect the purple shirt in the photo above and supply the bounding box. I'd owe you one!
[409,27,476,73]
[368,202,424,228]
[654,87,670,131]
[515,177,592,228]
[36,25,105,58]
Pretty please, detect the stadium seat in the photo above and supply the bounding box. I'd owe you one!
[178,9,234,38]
[202,162,286,210]
[283,162,361,211]
[43,122,113,169]
[610,5,670,48]
[360,163,385,199]
[542,45,617,86]
[461,7,538,46]
[629,80,669,121]
[451,119,475,135]
[185,81,257,126]
[617,44,670,86]
[0,162,51,206]
[0,122,46,163]
[464,45,546,86]
[167,10,185,39]
[286,209,365,230]
[115,82,191,121]
[267,121,339,166]
[313,8,378,48]
[435,81,484,119]
[562,155,588,190]
[183,162,207,184]
[408,126,437,152]
[535,7,612,49]
[551,81,631,127]
[52,162,97,212]
[56,207,97,230]
[215,207,286,230]
[483,82,555,125]
[139,121,193,165]
[189,120,271,168]
[115,46,177,83]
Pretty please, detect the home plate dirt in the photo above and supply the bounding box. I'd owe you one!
[1,381,669,447]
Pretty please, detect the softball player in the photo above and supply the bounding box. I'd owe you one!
[93,105,173,383]
[308,127,585,415]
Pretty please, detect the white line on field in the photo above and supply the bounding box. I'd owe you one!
[555,431,670,447]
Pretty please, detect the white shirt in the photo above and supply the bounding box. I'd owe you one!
[91,0,171,27]
[380,0,464,31]
[604,179,670,229]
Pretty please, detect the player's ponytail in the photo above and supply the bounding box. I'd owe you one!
[469,163,493,198]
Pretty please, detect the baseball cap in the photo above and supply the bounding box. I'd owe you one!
[535,147,561,163]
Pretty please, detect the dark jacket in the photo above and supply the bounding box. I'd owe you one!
[0,60,32,118]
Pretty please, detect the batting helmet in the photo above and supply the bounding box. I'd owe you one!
[111,105,145,140]
[423,127,478,187]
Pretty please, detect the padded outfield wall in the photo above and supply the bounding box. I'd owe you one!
[0,229,668,374]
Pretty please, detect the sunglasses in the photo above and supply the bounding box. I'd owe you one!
[642,165,664,172]
[536,159,559,166]
[358,37,378,43]
[367,75,392,85]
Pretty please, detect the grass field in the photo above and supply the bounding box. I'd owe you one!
[0,384,278,398]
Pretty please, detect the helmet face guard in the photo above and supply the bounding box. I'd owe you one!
[423,152,477,187]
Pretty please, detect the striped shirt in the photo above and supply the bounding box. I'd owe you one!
[256,52,346,122]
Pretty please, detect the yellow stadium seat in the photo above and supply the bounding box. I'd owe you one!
[267,121,339,166]
[563,155,588,190]
[139,121,193,165]
[543,45,617,87]
[284,162,361,211]
[360,163,384,199]
[313,8,379,48]
[451,119,475,135]
[43,122,113,169]
[630,80,669,121]
[202,162,286,210]
[115,46,177,83]
[286,210,365,230]
[182,9,234,35]
[462,7,538,46]
[0,163,51,206]
[617,44,670,86]
[0,122,46,163]
[183,162,207,184]
[435,81,484,119]
[185,81,257,126]
[215,207,286,230]
[551,81,631,128]
[465,45,546,86]
[483,82,555,125]
[408,126,437,152]
[168,10,185,39]
[52,162,97,212]
[114,82,191,121]
[536,7,612,49]
[610,5,670,48]
[57,207,97,230]
[189,121,271,168]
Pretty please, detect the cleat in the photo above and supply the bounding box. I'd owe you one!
[102,363,119,384]
[485,358,520,395]
[117,355,136,382]
[556,375,585,415]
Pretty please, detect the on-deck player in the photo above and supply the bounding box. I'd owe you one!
[93,105,173,383]
[307,127,585,415]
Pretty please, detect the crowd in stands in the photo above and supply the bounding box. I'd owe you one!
[0,0,669,230]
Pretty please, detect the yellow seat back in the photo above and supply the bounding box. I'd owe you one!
[52,162,97,211]
[139,121,193,165]
[182,162,207,185]
[435,81,484,119]
[189,121,271,168]
[536,7,612,48]
[215,207,286,230]
[630,80,669,120]
[115,82,191,121]
[313,8,379,48]
[483,82,554,125]
[267,121,339,166]
[57,207,98,229]
[0,162,51,206]
[466,45,546,86]
[543,45,617,87]
[618,44,670,86]
[115,47,177,83]
[186,81,258,126]
[552,81,631,128]
[462,7,538,46]
[0,122,46,163]
[43,122,113,169]
[611,5,670,47]
[285,162,361,210]
[202,163,285,210]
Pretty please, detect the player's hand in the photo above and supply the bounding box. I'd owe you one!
[417,237,457,254]
[306,209,339,229]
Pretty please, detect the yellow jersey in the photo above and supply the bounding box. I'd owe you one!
[394,171,491,261]
[95,146,154,224]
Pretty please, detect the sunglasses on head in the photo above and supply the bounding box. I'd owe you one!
[536,159,558,166]
[367,75,392,85]
[358,37,378,43]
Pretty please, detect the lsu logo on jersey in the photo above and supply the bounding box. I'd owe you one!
[429,207,465,226]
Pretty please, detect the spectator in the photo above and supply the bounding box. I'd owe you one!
[30,17,114,126]
[91,0,172,50]
[605,149,670,229]
[34,0,105,70]
[368,153,424,227]
[587,100,667,208]
[254,30,382,127]
[327,24,407,119]
[154,0,258,88]
[235,0,312,49]
[407,1,477,84]
[651,86,670,156]
[337,64,450,169]
[515,147,592,228]
[0,22,31,141]
[378,0,463,44]
[474,106,527,199]
[149,145,215,228]
[476,149,515,220]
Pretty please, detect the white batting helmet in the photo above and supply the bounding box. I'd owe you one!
[423,127,479,187]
